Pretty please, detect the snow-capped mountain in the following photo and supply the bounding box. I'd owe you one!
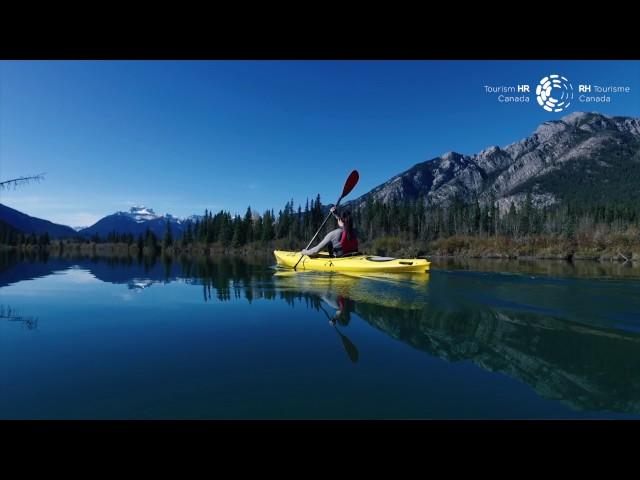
[122,206,160,223]
[128,278,156,290]
[79,205,192,239]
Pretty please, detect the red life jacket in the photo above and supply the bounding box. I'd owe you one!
[340,229,358,254]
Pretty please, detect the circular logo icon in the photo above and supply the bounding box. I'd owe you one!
[536,75,574,112]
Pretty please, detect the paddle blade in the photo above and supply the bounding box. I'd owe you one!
[340,170,359,200]
[336,329,359,364]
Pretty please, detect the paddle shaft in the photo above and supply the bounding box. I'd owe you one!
[303,204,339,251]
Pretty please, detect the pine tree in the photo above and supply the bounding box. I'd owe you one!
[219,213,233,247]
[473,198,481,235]
[184,223,193,244]
[137,234,144,253]
[303,198,310,238]
[261,210,275,242]
[312,194,322,232]
[145,228,158,253]
[243,207,254,243]
[231,216,245,247]
[295,204,302,239]
[162,219,174,250]
[520,191,532,236]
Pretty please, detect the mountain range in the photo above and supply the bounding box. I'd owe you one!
[78,206,193,239]
[0,203,78,238]
[346,111,640,213]
[2,112,639,238]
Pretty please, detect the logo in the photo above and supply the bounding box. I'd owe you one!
[483,74,630,111]
[535,75,574,112]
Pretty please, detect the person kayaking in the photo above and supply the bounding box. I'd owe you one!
[301,206,358,258]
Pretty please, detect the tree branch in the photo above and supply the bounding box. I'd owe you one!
[0,173,46,190]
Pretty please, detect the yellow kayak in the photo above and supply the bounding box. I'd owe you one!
[273,250,430,273]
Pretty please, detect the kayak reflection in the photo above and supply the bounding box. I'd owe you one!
[273,270,432,365]
[272,269,430,310]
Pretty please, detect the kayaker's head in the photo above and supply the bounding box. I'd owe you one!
[338,210,355,240]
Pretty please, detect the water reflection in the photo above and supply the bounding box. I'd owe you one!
[2,251,640,414]
[432,256,640,279]
[0,304,38,329]
[358,299,640,413]
[299,282,359,363]
[271,268,640,413]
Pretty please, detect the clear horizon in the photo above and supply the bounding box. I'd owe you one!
[1,60,639,227]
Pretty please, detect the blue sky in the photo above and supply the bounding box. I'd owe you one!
[1,60,638,227]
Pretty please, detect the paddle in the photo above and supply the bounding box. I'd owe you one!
[318,304,359,364]
[293,170,360,271]
[333,326,359,363]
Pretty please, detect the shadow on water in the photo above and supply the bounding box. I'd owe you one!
[2,251,640,414]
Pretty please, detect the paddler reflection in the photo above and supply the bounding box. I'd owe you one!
[318,293,359,364]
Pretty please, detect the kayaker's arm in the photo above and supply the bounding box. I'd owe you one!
[330,205,340,221]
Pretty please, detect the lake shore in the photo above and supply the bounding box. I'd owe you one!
[18,235,640,262]
[3,243,640,280]
[4,234,638,263]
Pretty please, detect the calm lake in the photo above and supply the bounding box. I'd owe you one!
[2,252,640,419]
